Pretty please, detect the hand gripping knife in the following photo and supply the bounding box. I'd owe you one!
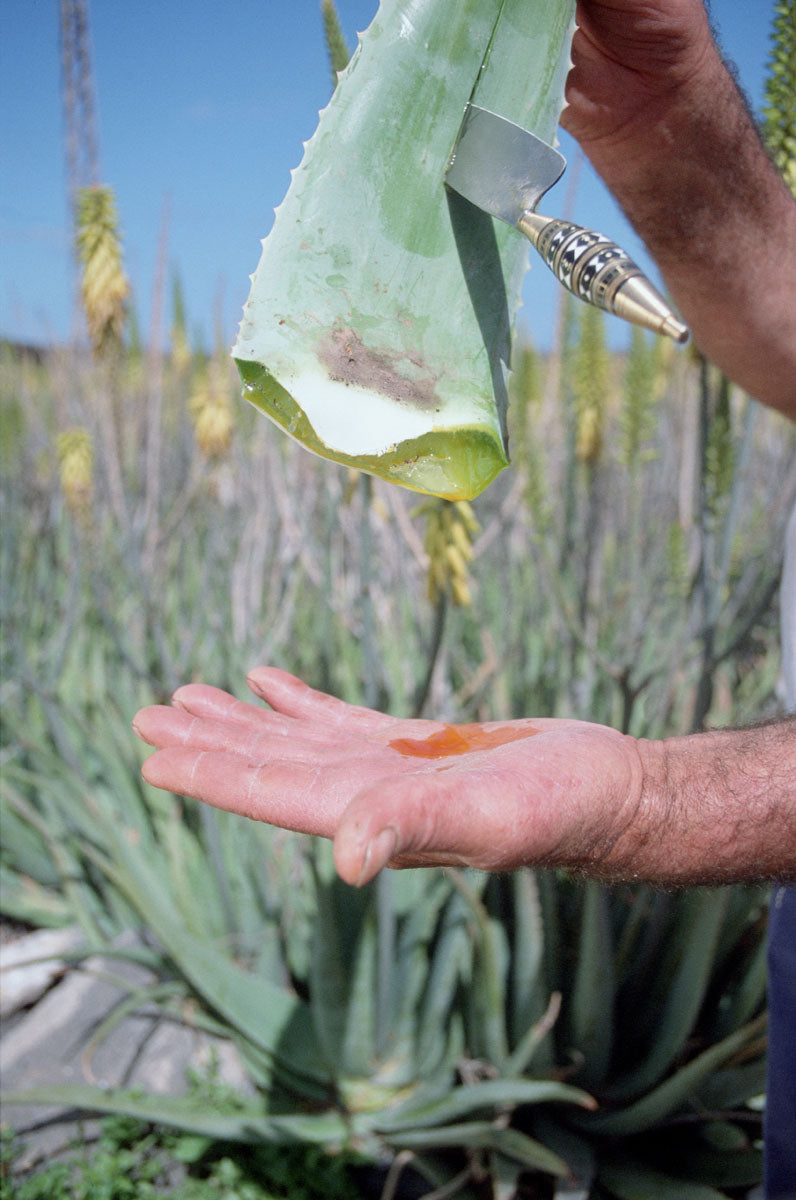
[446,104,689,342]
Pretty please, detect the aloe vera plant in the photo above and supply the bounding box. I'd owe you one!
[233,0,575,499]
[4,0,792,1171]
[1,744,596,1192]
[1,492,778,1197]
[2,742,769,1197]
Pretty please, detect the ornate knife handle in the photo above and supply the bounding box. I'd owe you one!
[518,211,689,343]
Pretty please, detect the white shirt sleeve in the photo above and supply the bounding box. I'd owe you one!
[782,501,796,714]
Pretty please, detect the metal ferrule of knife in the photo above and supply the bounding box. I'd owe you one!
[518,211,689,343]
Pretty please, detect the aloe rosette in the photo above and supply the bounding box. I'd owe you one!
[233,0,575,499]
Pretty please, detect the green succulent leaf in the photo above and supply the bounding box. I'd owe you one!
[91,815,330,1090]
[388,1122,570,1176]
[233,0,575,498]
[374,1076,596,1133]
[507,870,546,1048]
[694,1059,767,1113]
[490,1127,570,1176]
[0,1085,349,1147]
[575,1013,766,1136]
[598,1157,733,1200]
[607,889,730,1102]
[567,880,615,1089]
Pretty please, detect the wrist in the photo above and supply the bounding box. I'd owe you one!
[594,735,672,880]
[604,722,796,886]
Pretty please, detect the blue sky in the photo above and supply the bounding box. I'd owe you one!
[1,1,776,352]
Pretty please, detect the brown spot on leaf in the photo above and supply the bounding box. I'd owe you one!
[320,328,439,408]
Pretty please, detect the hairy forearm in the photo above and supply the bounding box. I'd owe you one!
[566,41,796,417]
[605,718,796,885]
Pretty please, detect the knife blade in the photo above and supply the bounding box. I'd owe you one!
[446,104,688,343]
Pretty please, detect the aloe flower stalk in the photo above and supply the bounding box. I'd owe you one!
[75,184,129,356]
[234,0,575,499]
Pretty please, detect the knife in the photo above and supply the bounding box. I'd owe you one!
[446,104,689,343]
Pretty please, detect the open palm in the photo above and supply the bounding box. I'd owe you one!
[133,667,645,886]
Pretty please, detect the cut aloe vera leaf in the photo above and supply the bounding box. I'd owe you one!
[234,0,575,499]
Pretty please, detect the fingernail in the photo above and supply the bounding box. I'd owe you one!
[356,827,398,888]
[245,672,265,697]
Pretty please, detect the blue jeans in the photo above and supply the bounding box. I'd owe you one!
[766,885,796,1199]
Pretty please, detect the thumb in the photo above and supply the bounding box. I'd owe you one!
[332,765,528,886]
[333,771,459,887]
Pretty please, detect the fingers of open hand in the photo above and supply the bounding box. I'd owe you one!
[139,744,375,839]
[133,701,365,758]
[170,684,270,731]
[145,668,395,739]
[246,666,395,731]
